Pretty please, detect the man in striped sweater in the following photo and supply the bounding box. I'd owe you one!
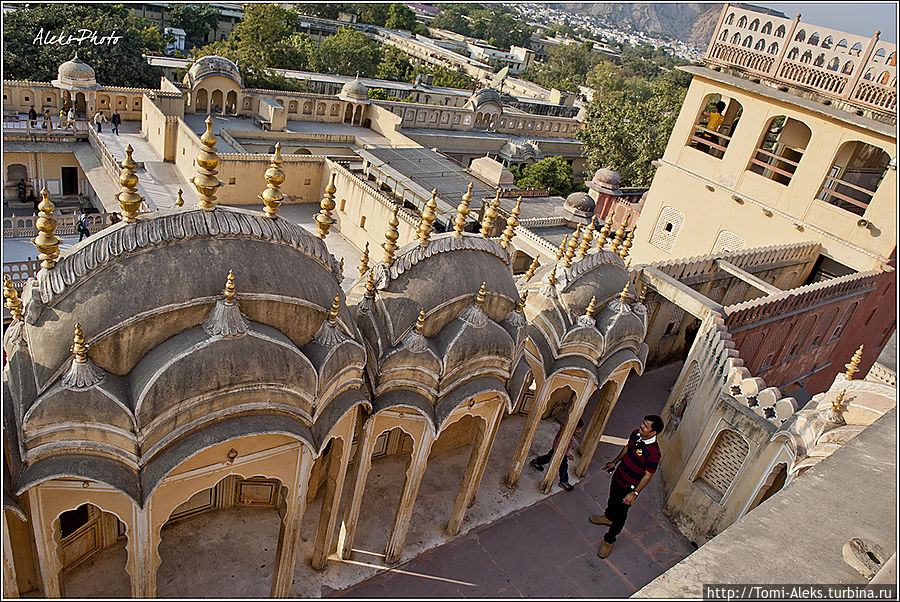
[590,415,664,558]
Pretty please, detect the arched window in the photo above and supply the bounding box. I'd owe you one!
[864,68,875,80]
[749,19,760,31]
[748,116,812,186]
[775,24,786,38]
[850,42,863,56]
[817,141,891,216]
[725,12,735,25]
[795,29,806,42]
[721,29,730,41]
[761,21,773,34]
[808,32,820,45]
[837,39,848,51]
[712,230,745,253]
[826,57,840,71]
[788,47,799,60]
[731,32,741,45]
[695,429,749,502]
[768,42,779,55]
[742,35,754,48]
[889,51,897,67]
[874,48,886,61]
[813,53,825,67]
[822,35,833,49]
[738,15,747,28]
[669,361,702,429]
[689,94,742,159]
[801,50,813,63]
[841,61,854,75]
[755,39,766,51]
[879,70,891,84]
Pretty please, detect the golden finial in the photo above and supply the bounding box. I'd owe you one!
[480,189,500,238]
[625,257,632,271]
[638,283,647,304]
[584,296,597,317]
[597,213,613,249]
[328,294,341,324]
[32,187,61,269]
[382,207,400,264]
[223,270,236,306]
[3,277,23,322]
[364,270,376,299]
[193,116,221,211]
[415,308,425,333]
[547,265,557,286]
[845,345,864,380]
[261,142,284,219]
[116,145,144,222]
[315,172,337,239]
[453,182,473,236]
[517,290,528,311]
[500,196,522,249]
[358,242,370,276]
[71,323,88,363]
[620,225,636,259]
[175,188,184,207]
[611,215,630,253]
[578,218,595,258]
[417,189,438,246]
[556,235,568,260]
[475,281,487,306]
[619,279,630,304]
[524,255,540,282]
[830,389,847,415]
[563,224,582,267]
[339,257,344,277]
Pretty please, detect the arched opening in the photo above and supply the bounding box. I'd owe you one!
[225,90,237,114]
[73,92,87,117]
[816,141,891,216]
[54,504,130,598]
[748,463,788,512]
[343,103,354,124]
[210,89,224,114]
[195,88,209,113]
[156,474,285,597]
[350,426,415,557]
[748,116,811,186]
[689,94,743,158]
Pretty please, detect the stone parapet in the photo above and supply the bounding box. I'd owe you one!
[649,240,820,283]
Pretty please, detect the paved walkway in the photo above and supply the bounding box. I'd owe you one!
[331,362,696,598]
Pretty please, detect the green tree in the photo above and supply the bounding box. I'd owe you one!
[167,4,220,49]
[430,8,471,36]
[287,33,323,72]
[385,4,418,32]
[2,4,163,87]
[368,88,389,100]
[377,46,413,81]
[356,4,391,26]
[319,26,382,76]
[293,4,349,19]
[578,73,687,186]
[469,8,531,50]
[524,41,599,91]
[514,156,576,197]
[413,66,475,89]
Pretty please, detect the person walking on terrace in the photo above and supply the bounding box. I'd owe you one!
[93,110,105,133]
[591,415,663,558]
[529,418,583,491]
[28,105,37,128]
[111,110,121,135]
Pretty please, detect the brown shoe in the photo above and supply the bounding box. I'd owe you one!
[598,541,613,558]
[590,514,613,526]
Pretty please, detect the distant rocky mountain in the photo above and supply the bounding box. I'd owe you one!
[558,3,725,45]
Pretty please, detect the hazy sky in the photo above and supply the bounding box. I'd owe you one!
[759,3,897,43]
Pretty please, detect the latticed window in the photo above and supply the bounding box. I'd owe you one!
[712,230,745,253]
[650,206,684,253]
[696,429,749,502]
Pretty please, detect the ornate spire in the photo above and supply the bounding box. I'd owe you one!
[193,116,222,212]
[382,207,400,264]
[315,173,337,239]
[500,196,522,249]
[62,323,105,389]
[826,389,848,424]
[175,188,184,207]
[597,213,613,250]
[584,296,597,317]
[358,242,370,276]
[359,269,377,312]
[638,283,648,304]
[618,278,630,304]
[844,345,864,380]
[475,281,487,306]
[539,265,558,298]
[3,277,23,321]
[563,224,582,267]
[32,187,60,269]
[223,270,236,306]
[328,294,341,324]
[260,142,284,219]
[453,183,473,236]
[619,225,636,259]
[610,215,630,253]
[517,290,528,311]
[577,295,598,327]
[577,218,595,258]
[524,255,540,282]
[339,257,344,279]
[556,235,568,260]
[117,145,144,222]
[417,189,438,246]
[415,308,425,333]
[480,190,500,237]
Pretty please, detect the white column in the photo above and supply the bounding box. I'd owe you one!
[311,422,354,570]
[384,432,432,565]
[540,384,592,494]
[270,447,313,598]
[3,511,20,598]
[125,502,159,598]
[26,488,62,598]
[337,419,377,559]
[576,379,625,477]
[505,379,549,488]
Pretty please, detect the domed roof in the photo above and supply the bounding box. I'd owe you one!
[465,87,503,112]
[52,54,101,91]
[184,55,242,89]
[339,77,370,104]
[589,167,621,195]
[565,192,595,214]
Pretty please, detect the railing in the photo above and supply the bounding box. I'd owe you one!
[86,124,121,182]
[688,124,734,158]
[518,216,567,227]
[2,117,91,138]
[2,257,40,290]
[816,174,876,216]
[513,224,558,254]
[748,146,802,182]
[866,362,897,387]
[500,188,550,198]
[3,213,113,239]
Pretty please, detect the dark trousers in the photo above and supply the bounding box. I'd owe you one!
[534,450,569,485]
[96,123,102,132]
[113,122,119,135]
[78,228,89,242]
[603,478,634,543]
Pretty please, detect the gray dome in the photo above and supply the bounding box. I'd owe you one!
[184,55,242,89]
[565,192,595,213]
[339,78,370,103]
[591,168,620,192]
[58,54,95,81]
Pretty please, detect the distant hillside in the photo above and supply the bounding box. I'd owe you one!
[559,3,725,45]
